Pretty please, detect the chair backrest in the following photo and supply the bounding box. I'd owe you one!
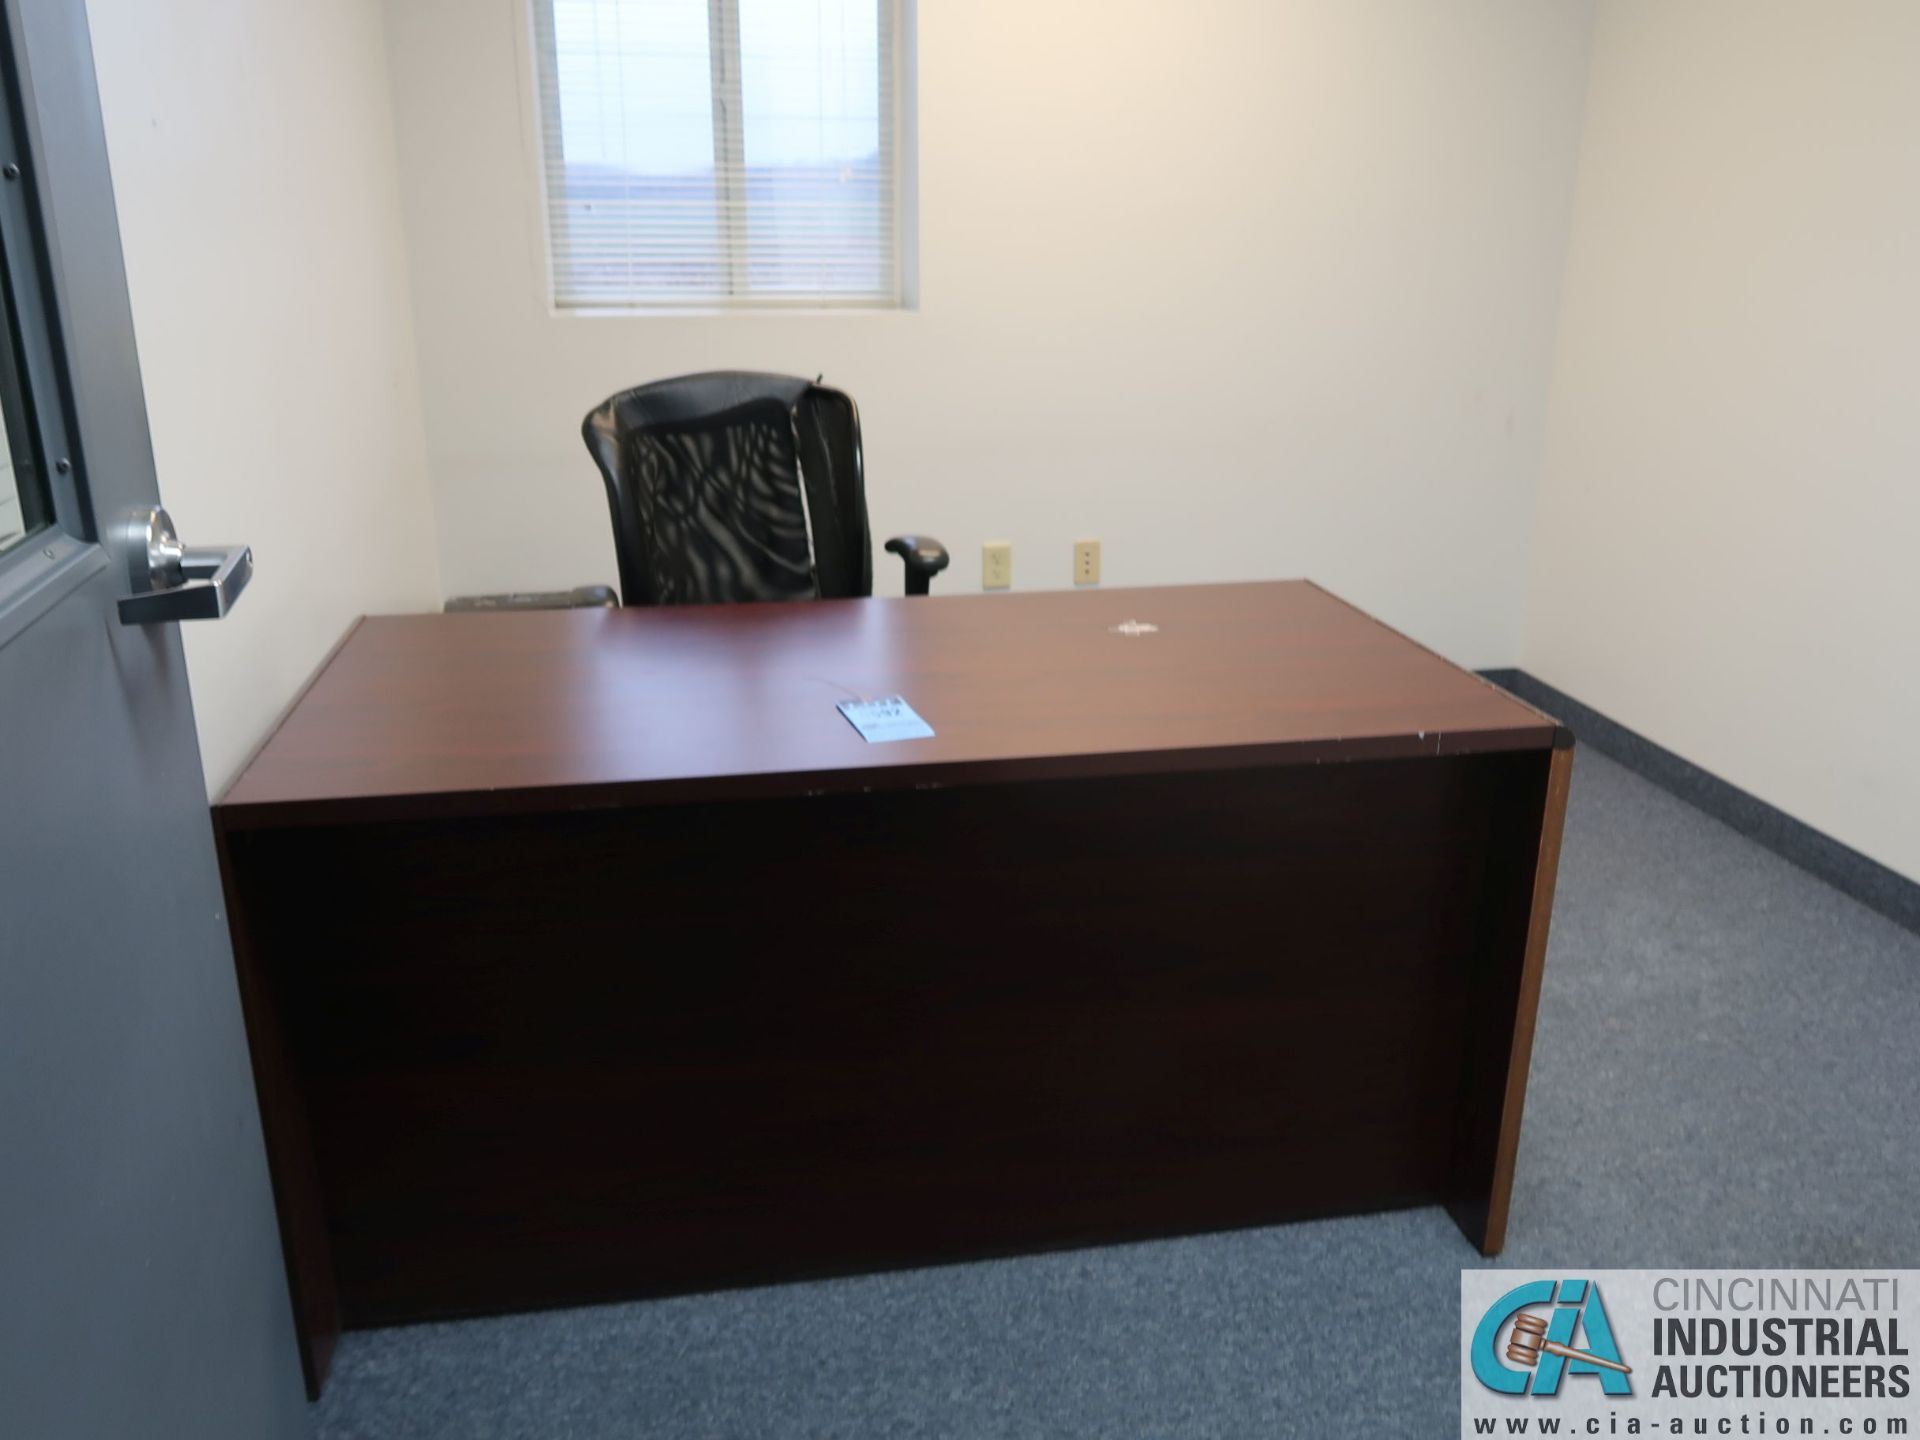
[582,372,874,607]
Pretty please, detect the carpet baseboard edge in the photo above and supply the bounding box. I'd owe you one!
[1478,668,1920,937]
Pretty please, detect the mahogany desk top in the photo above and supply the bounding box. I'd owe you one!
[219,580,1559,828]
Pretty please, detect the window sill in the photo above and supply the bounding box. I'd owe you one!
[549,303,918,320]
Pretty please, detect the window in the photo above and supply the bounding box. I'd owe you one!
[0,275,53,557]
[0,416,32,556]
[0,19,96,649]
[532,0,910,310]
[0,101,62,564]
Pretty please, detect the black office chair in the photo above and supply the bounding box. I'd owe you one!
[581,372,948,607]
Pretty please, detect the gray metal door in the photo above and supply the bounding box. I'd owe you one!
[0,2,308,1436]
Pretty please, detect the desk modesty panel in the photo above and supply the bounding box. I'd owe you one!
[214,581,1572,1395]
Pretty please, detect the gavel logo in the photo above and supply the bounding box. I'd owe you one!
[1506,1311,1633,1376]
[1469,1279,1633,1397]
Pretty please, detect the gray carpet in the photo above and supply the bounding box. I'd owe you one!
[313,752,1920,1439]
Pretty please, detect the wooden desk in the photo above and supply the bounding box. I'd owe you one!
[216,581,1570,1394]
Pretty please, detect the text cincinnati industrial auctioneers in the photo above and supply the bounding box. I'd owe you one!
[1648,1275,1910,1401]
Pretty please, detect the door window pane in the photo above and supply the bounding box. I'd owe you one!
[0,221,52,557]
[0,424,26,553]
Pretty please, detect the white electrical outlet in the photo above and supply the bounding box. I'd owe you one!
[982,540,1013,590]
[1073,539,1101,586]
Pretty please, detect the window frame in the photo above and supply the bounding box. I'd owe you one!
[525,0,918,315]
[0,11,105,655]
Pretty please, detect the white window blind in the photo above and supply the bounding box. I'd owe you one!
[532,0,905,309]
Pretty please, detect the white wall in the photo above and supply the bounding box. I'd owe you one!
[384,0,1594,668]
[1525,0,1920,882]
[86,0,442,793]
[74,0,1920,886]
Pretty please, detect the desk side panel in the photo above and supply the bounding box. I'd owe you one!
[1444,741,1574,1252]
[214,824,340,1394]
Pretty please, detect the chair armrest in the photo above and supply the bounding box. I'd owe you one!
[883,535,950,597]
[445,584,620,612]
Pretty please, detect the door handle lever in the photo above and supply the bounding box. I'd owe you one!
[117,505,253,625]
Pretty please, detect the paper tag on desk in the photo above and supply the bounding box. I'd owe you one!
[837,695,935,743]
